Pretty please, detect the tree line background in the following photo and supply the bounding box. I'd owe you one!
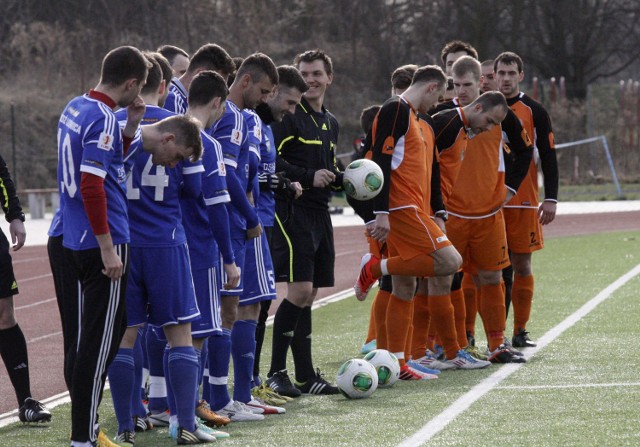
[1,0,639,192]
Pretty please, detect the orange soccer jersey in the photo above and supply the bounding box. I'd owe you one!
[369,97,437,213]
[505,92,558,209]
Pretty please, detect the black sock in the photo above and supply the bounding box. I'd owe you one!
[503,264,514,317]
[0,324,31,406]
[268,299,302,377]
[291,306,315,383]
[254,300,272,378]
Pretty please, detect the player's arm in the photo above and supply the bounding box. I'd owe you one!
[534,105,559,224]
[0,154,26,250]
[430,148,446,217]
[181,160,204,199]
[370,99,409,242]
[80,116,123,280]
[502,109,534,201]
[212,116,261,232]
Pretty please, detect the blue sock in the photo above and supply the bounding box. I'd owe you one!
[163,346,177,416]
[231,320,257,403]
[167,346,199,431]
[194,347,203,408]
[108,348,135,433]
[208,328,231,410]
[146,328,168,414]
[131,333,147,418]
[201,342,210,403]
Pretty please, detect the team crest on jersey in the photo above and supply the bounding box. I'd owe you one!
[254,126,262,140]
[97,131,114,151]
[231,129,242,145]
[218,161,227,176]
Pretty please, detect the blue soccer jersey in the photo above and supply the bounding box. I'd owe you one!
[115,105,204,248]
[57,94,129,250]
[211,100,258,239]
[257,122,277,227]
[181,131,230,270]
[164,78,188,115]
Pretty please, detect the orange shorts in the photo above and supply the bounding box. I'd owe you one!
[503,207,544,254]
[387,207,451,260]
[446,212,510,272]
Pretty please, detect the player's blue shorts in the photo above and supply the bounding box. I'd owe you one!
[191,266,222,337]
[239,229,276,306]
[219,238,245,297]
[126,244,200,327]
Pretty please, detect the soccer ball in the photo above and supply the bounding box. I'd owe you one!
[363,349,401,388]
[336,358,379,399]
[343,159,384,201]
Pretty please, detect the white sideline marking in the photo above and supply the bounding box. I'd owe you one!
[0,288,356,428]
[16,297,57,311]
[397,263,640,447]
[17,273,52,283]
[497,382,640,390]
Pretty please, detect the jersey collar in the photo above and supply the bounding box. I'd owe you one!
[88,90,116,109]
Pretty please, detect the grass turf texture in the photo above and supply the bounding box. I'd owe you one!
[1,231,639,446]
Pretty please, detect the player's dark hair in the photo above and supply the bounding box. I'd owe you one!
[188,43,235,77]
[494,51,524,73]
[156,45,189,66]
[277,65,309,93]
[360,105,380,135]
[188,70,229,107]
[226,57,245,87]
[236,53,279,86]
[157,114,204,161]
[391,64,418,91]
[151,52,173,88]
[452,56,481,82]
[141,52,163,95]
[294,49,333,75]
[472,91,508,114]
[481,59,494,70]
[440,40,479,64]
[411,65,447,88]
[100,46,150,86]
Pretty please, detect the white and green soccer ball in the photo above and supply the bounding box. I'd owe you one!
[343,158,384,201]
[336,358,379,399]
[363,349,401,388]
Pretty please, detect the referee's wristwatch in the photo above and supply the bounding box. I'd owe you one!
[435,210,448,221]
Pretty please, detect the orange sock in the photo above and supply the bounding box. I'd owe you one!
[373,289,391,350]
[480,283,506,351]
[410,294,430,360]
[404,300,415,360]
[385,294,413,366]
[450,288,468,348]
[427,294,459,360]
[512,274,534,334]
[462,274,477,336]
[384,254,435,278]
[364,293,377,343]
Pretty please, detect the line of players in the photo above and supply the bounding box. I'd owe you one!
[50,43,321,446]
[354,40,558,379]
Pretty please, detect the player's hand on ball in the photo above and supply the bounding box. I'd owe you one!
[223,262,240,290]
[313,169,335,187]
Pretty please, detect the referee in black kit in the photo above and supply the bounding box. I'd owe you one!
[0,154,52,423]
[266,49,343,397]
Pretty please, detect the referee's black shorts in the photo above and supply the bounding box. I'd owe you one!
[0,230,18,298]
[272,201,335,288]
